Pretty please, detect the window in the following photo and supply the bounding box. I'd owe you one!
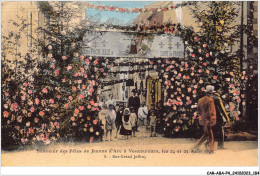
[27,11,32,47]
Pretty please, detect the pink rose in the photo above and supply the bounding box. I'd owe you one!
[82,85,86,89]
[34,118,39,123]
[21,138,28,144]
[78,80,82,84]
[62,56,67,60]
[42,88,48,94]
[94,59,99,64]
[30,107,35,112]
[64,103,69,108]
[4,92,9,96]
[75,109,79,114]
[12,102,19,111]
[93,120,98,125]
[55,69,60,76]
[26,121,31,127]
[88,88,94,93]
[67,65,72,71]
[49,99,54,104]
[35,98,40,105]
[83,74,88,78]
[23,82,28,87]
[85,59,90,65]
[69,96,73,100]
[213,76,218,80]
[51,64,55,69]
[4,104,8,109]
[28,90,33,94]
[39,111,45,117]
[80,68,85,73]
[90,137,94,142]
[79,56,84,60]
[79,106,84,111]
[78,94,84,99]
[87,105,91,109]
[3,111,9,118]
[62,78,66,82]
[203,44,207,48]
[72,86,77,91]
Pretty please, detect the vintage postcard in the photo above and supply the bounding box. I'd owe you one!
[1,0,259,174]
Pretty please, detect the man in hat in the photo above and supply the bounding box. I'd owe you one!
[212,86,230,149]
[128,89,140,116]
[194,85,216,152]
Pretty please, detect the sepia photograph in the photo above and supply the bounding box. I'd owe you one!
[1,0,259,175]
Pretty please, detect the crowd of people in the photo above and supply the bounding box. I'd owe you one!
[98,86,230,154]
[98,90,154,141]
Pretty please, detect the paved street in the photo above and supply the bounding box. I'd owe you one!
[1,132,258,166]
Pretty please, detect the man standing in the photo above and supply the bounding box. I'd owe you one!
[212,87,230,149]
[128,90,140,115]
[194,85,216,152]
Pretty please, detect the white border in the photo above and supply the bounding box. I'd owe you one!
[1,0,259,176]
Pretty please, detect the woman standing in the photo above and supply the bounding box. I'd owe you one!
[138,102,148,138]
[129,107,137,137]
[105,104,116,141]
[119,108,132,140]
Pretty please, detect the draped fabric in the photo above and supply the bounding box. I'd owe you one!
[147,77,162,110]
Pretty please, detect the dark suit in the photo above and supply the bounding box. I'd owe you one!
[128,96,140,115]
[212,92,230,148]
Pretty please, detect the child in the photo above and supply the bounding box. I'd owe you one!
[105,104,116,141]
[129,107,137,137]
[150,111,157,137]
[120,108,132,140]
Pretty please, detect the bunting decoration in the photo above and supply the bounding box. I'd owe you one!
[86,2,187,13]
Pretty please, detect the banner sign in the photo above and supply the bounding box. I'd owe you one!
[81,31,132,57]
[146,34,184,58]
[81,32,184,58]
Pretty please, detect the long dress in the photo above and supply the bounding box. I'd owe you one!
[119,115,132,136]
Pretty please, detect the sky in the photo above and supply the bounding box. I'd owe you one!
[86,1,154,25]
